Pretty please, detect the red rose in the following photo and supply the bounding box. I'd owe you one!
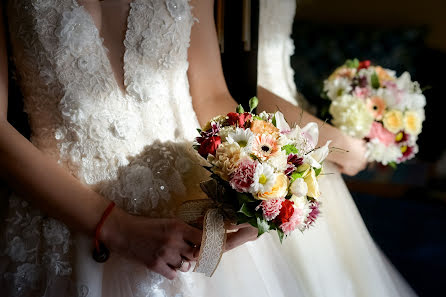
[276,200,295,225]
[198,136,221,157]
[227,112,252,128]
[358,60,371,70]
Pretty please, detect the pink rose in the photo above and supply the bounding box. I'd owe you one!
[368,122,395,146]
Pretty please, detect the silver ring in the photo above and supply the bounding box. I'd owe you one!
[175,258,185,270]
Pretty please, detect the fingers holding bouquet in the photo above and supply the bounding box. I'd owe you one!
[101,211,202,280]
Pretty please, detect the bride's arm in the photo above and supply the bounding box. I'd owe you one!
[187,0,258,249]
[0,6,200,280]
[257,86,368,176]
[187,0,237,127]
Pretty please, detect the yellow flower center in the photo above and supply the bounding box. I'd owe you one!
[401,145,408,153]
[395,132,404,142]
[238,140,247,148]
[259,174,267,185]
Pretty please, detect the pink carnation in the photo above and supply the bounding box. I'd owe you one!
[368,122,395,146]
[229,159,257,192]
[353,86,371,99]
[257,197,285,221]
[304,201,320,228]
[280,207,303,235]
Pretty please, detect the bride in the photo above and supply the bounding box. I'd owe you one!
[255,0,417,296]
[0,0,416,296]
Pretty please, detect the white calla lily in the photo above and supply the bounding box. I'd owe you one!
[311,140,332,164]
[274,111,291,133]
[304,168,321,199]
[302,122,319,150]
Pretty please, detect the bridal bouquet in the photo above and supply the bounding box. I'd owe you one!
[323,59,426,166]
[193,98,330,241]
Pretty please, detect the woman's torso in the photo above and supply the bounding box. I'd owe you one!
[7,0,200,187]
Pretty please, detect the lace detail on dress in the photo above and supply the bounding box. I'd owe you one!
[3,0,203,296]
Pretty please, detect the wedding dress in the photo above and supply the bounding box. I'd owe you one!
[2,1,307,296]
[0,0,418,296]
[258,0,417,296]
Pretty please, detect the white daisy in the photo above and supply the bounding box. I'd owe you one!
[226,127,254,150]
[250,162,276,194]
[323,77,352,100]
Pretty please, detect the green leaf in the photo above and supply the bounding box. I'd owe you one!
[388,162,397,169]
[249,96,259,113]
[238,203,255,217]
[345,58,359,69]
[252,115,263,121]
[196,128,202,134]
[371,72,380,89]
[276,229,285,244]
[236,192,256,203]
[282,144,299,155]
[256,217,270,236]
[314,167,322,177]
[290,171,304,184]
[272,114,277,127]
[236,104,245,114]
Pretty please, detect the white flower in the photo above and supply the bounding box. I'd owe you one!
[218,126,235,142]
[285,126,314,154]
[301,122,319,151]
[290,178,308,197]
[258,111,273,122]
[250,163,276,194]
[402,93,426,111]
[324,77,352,100]
[329,95,374,138]
[274,111,290,133]
[397,72,418,93]
[366,138,402,165]
[227,127,254,150]
[311,140,332,164]
[266,149,288,172]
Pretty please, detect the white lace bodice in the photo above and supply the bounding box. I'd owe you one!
[3,0,208,296]
[258,0,310,109]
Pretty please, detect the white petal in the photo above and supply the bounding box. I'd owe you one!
[274,111,290,133]
[304,155,321,169]
[290,178,308,197]
[302,122,319,149]
[311,140,332,163]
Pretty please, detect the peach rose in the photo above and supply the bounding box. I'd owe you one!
[257,173,288,200]
[383,110,404,134]
[404,111,422,136]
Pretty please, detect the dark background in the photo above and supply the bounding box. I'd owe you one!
[289,0,446,296]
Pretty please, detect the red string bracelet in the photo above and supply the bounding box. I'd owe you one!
[92,201,115,263]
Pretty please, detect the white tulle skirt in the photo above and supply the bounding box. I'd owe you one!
[76,162,416,297]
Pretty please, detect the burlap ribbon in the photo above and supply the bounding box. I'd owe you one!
[177,180,234,277]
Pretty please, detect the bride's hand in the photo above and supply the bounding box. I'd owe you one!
[327,134,368,176]
[225,223,259,251]
[101,208,202,280]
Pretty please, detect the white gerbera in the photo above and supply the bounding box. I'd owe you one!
[250,163,276,194]
[227,127,254,150]
[329,94,374,138]
[324,77,352,100]
[366,138,402,165]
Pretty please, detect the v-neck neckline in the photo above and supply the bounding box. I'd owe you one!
[74,0,135,97]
